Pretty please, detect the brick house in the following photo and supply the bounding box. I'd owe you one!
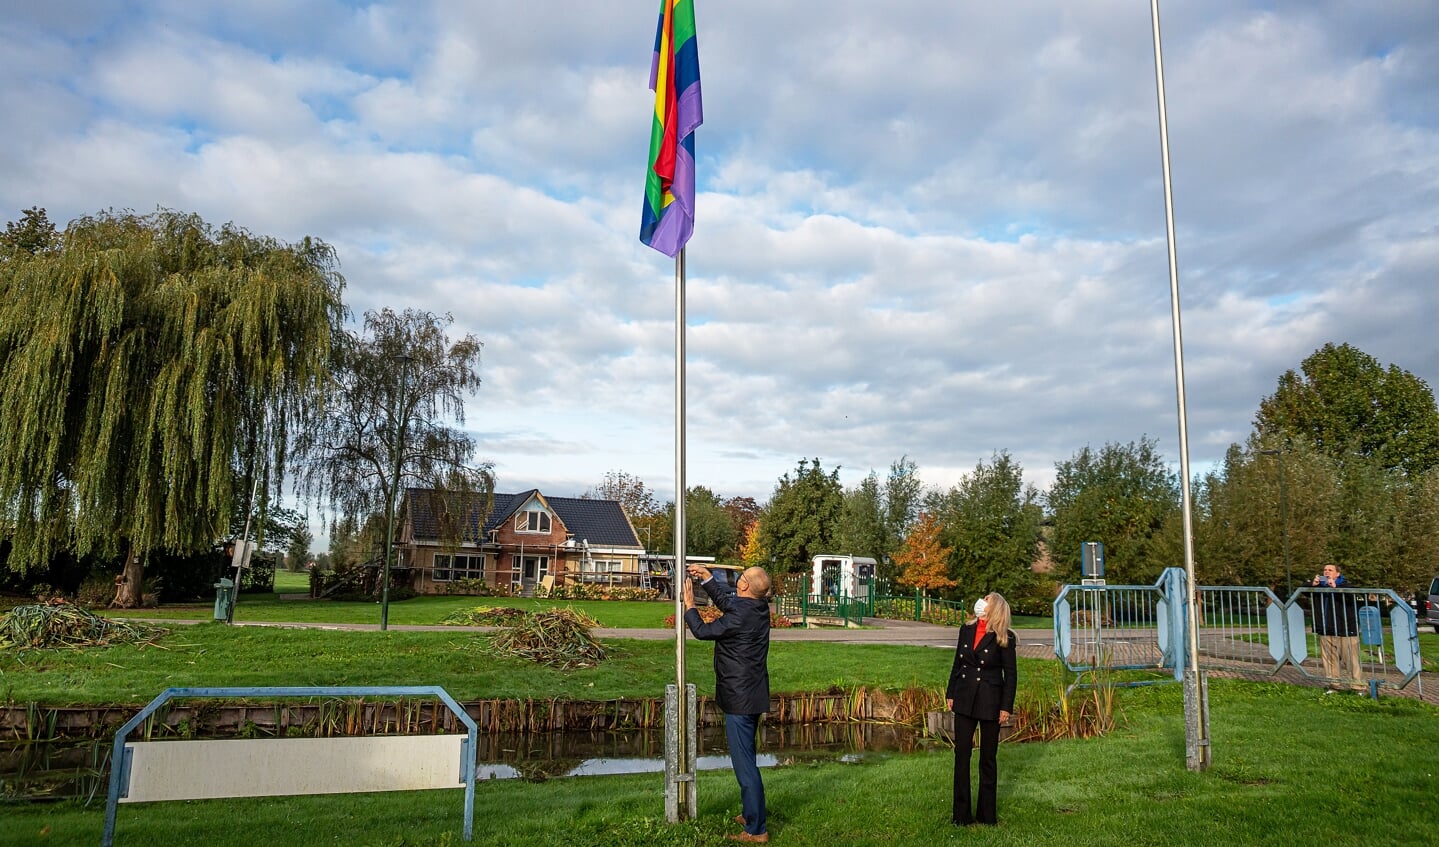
[399,488,645,595]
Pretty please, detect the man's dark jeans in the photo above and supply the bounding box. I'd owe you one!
[725,712,766,836]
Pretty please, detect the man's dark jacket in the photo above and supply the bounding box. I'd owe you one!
[684,577,770,715]
[1313,575,1360,637]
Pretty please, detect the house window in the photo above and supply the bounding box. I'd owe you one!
[515,509,551,534]
[433,554,486,582]
[579,559,624,582]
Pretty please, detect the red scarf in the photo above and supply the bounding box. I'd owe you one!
[973,619,987,649]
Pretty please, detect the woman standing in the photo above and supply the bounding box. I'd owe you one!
[945,592,1017,826]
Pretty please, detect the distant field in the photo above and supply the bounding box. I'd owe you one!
[272,569,311,593]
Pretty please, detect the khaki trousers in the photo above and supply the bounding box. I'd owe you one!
[1319,634,1363,690]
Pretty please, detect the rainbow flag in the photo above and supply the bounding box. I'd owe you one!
[640,0,702,258]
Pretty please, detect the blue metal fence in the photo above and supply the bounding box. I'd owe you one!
[1053,570,1423,697]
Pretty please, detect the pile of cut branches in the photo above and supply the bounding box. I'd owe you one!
[441,606,530,626]
[0,601,169,650]
[486,607,604,670]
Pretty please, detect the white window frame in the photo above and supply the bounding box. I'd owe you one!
[579,558,625,583]
[433,553,486,583]
[514,509,552,534]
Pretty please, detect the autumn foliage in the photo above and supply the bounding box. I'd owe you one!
[893,512,956,593]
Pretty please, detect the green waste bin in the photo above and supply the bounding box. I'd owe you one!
[213,578,234,621]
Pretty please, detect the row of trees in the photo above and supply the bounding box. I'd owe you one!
[603,345,1439,605]
[5,208,1437,607]
[0,208,492,605]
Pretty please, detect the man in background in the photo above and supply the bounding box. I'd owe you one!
[1311,563,1362,693]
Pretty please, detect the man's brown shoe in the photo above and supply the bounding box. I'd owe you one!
[726,833,769,843]
[733,815,747,825]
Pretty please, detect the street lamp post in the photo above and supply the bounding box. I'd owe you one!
[381,354,414,631]
[1259,448,1292,595]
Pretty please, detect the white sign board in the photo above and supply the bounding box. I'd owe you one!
[120,735,466,803]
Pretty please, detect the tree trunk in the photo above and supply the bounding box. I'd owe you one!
[112,546,146,608]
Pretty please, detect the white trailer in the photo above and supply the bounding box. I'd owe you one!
[810,554,877,599]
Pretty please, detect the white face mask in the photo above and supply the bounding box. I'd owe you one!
[973,598,988,617]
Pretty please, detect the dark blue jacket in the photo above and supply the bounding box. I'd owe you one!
[684,577,771,715]
[1312,575,1360,637]
[946,622,1017,721]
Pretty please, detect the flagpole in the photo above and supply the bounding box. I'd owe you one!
[672,246,692,814]
[1148,0,1209,772]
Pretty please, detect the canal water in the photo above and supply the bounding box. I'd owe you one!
[3,722,938,802]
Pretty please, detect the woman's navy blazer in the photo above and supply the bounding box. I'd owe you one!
[946,622,1017,721]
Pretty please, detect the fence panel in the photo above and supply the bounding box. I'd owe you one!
[1285,587,1422,693]
[1054,582,1170,673]
[1196,586,1287,676]
[1053,572,1424,696]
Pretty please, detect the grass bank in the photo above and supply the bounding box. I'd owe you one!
[104,593,1056,629]
[5,678,1434,846]
[107,595,675,628]
[0,626,977,705]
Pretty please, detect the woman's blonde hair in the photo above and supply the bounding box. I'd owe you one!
[984,593,1012,647]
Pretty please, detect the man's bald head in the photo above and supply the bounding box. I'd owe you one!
[739,567,771,599]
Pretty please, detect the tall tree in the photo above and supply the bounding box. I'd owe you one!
[584,470,666,552]
[1,207,57,257]
[0,209,344,605]
[893,512,956,594]
[679,486,741,560]
[1186,442,1335,590]
[294,309,492,551]
[930,452,1043,599]
[740,520,769,568]
[1046,437,1179,585]
[835,471,887,561]
[584,470,661,516]
[883,455,924,553]
[721,496,762,538]
[287,523,314,571]
[1255,342,1439,477]
[759,458,844,572]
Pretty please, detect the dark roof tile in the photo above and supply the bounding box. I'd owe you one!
[406,488,640,548]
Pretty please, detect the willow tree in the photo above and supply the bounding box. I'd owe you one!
[0,209,345,605]
[292,308,494,572]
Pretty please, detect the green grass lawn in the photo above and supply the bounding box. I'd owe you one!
[0,627,978,705]
[107,594,677,628]
[271,569,311,593]
[108,593,1059,631]
[5,678,1434,846]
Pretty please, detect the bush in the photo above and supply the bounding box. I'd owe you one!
[75,576,118,608]
[441,578,511,597]
[663,607,796,628]
[549,584,659,602]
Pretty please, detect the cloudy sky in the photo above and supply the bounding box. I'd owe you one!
[3,1,1437,511]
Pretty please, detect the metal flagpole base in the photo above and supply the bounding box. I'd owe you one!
[1183,668,1210,771]
[664,683,698,822]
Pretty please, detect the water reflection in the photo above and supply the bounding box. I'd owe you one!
[473,722,934,782]
[2,722,935,800]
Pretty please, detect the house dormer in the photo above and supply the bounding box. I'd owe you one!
[511,492,557,536]
[515,505,551,534]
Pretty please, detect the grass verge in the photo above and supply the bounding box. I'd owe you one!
[0,628,975,705]
[4,678,1434,846]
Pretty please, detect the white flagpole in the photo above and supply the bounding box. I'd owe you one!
[1148,0,1209,771]
[672,246,693,814]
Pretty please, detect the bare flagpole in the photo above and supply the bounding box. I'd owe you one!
[1148,0,1210,771]
[671,246,693,816]
[658,243,696,824]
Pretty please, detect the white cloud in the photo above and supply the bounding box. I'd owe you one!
[2,0,1437,511]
